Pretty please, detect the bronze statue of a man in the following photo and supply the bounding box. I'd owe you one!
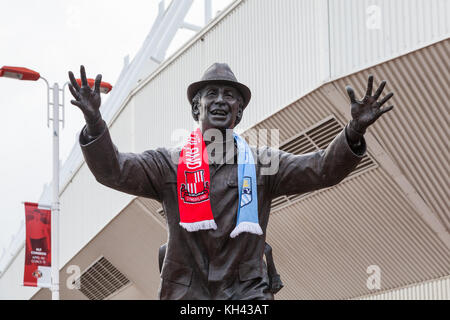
[68,63,393,300]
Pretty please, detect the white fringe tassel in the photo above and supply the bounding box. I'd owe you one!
[230,222,263,238]
[179,220,217,232]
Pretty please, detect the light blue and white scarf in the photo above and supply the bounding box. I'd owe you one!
[229,133,263,238]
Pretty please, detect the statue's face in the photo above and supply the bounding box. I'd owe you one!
[195,83,243,132]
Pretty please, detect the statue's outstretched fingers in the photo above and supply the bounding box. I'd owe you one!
[68,71,80,91]
[71,100,84,110]
[346,85,357,104]
[94,74,102,94]
[68,83,80,100]
[373,80,387,100]
[379,104,394,115]
[365,74,374,98]
[378,92,394,107]
[80,65,88,86]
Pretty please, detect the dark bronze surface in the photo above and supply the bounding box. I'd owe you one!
[68,64,394,300]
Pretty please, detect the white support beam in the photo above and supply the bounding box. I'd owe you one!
[151,0,195,63]
[181,22,202,32]
[205,0,212,24]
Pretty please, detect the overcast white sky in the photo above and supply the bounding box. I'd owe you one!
[0,0,232,255]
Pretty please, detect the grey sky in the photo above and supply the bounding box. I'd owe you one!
[0,0,231,255]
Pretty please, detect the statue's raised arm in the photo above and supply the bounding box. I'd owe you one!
[67,65,168,201]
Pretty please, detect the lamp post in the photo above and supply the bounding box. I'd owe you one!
[0,65,112,300]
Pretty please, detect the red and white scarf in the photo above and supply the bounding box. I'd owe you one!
[177,128,217,231]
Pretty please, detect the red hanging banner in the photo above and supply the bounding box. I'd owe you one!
[23,202,51,288]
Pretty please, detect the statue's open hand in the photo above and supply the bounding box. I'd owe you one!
[68,65,102,124]
[346,75,394,133]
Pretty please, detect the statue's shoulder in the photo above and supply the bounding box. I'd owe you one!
[142,146,181,156]
[145,146,182,167]
[165,146,182,156]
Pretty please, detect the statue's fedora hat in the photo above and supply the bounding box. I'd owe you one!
[187,63,251,109]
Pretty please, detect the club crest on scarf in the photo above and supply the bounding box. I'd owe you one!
[180,170,210,203]
[240,177,252,207]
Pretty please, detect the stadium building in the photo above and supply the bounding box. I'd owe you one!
[0,0,449,300]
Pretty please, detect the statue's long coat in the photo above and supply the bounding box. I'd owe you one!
[79,122,365,299]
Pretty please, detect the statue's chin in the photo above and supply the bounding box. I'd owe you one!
[205,114,234,130]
